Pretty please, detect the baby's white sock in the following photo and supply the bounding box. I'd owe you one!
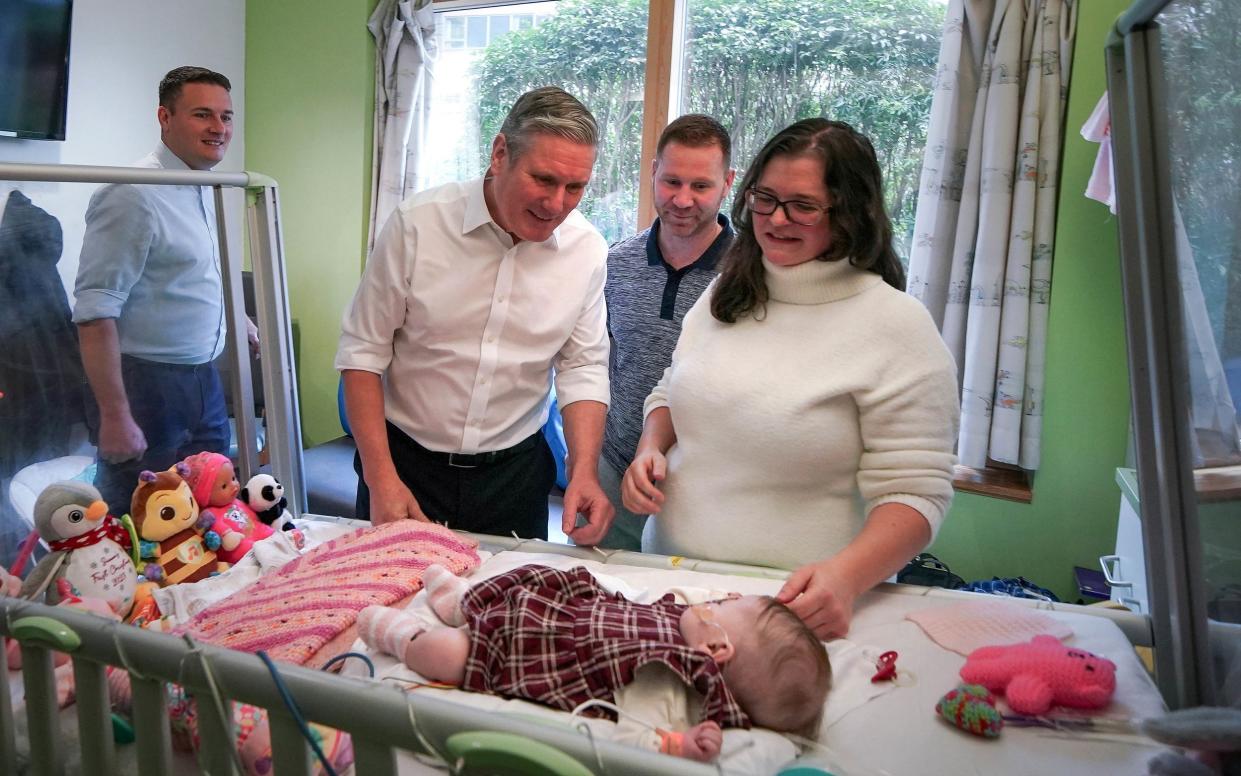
[423,564,469,626]
[357,605,425,658]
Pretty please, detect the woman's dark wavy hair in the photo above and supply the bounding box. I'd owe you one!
[711,118,906,323]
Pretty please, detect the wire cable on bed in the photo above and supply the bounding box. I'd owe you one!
[320,650,375,677]
[110,620,152,681]
[571,719,610,775]
[507,530,542,554]
[570,699,755,775]
[257,649,339,776]
[404,699,454,769]
[180,634,249,776]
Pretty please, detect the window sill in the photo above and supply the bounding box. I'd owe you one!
[1195,465,1241,502]
[952,464,1033,503]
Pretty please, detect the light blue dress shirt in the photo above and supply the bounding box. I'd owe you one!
[73,143,225,365]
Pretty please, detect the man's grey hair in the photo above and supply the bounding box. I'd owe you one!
[499,87,599,159]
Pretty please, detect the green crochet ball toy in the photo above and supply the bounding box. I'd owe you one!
[937,683,1005,738]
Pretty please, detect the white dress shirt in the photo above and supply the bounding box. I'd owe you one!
[335,177,610,454]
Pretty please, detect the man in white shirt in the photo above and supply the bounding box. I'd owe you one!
[336,87,615,543]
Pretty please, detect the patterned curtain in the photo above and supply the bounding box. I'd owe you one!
[906,0,1077,470]
[367,0,437,252]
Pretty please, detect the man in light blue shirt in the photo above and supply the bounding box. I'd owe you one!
[74,66,254,515]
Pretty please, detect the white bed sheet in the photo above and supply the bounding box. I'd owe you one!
[828,584,1169,776]
[341,548,1171,776]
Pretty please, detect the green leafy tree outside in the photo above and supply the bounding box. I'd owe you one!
[1161,0,1241,362]
[472,0,944,256]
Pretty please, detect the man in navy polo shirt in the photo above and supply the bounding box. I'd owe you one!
[597,115,736,550]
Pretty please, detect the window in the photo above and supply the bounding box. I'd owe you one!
[466,15,488,48]
[1161,0,1241,471]
[442,16,466,50]
[428,1,648,242]
[677,0,943,260]
[426,0,943,247]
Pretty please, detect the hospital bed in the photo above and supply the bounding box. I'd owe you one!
[3,516,1169,776]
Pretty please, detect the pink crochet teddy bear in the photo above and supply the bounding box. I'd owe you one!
[959,635,1117,715]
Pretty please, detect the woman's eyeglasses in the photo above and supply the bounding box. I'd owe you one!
[745,188,832,226]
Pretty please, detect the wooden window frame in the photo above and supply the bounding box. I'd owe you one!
[952,462,1033,503]
[1192,465,1241,503]
[636,0,681,230]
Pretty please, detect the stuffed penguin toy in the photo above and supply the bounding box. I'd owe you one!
[19,481,138,617]
[240,473,292,530]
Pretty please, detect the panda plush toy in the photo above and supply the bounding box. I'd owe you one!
[240,474,292,531]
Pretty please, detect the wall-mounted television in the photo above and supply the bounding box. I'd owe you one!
[0,0,74,141]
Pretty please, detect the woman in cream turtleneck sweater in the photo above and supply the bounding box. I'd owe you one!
[622,119,959,640]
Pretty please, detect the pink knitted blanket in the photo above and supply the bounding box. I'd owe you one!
[179,521,479,665]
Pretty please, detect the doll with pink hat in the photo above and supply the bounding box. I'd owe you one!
[181,452,274,565]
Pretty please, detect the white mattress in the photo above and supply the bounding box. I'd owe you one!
[340,547,1170,776]
[828,583,1168,775]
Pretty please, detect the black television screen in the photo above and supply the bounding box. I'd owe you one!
[0,0,73,141]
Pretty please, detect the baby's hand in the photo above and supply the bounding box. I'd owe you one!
[680,721,722,762]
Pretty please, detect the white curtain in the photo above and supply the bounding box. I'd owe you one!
[906,0,1077,470]
[368,0,437,252]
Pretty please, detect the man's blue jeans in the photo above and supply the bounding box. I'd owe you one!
[88,355,230,517]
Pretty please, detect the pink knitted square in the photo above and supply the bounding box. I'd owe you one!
[179,521,480,665]
[906,600,1073,656]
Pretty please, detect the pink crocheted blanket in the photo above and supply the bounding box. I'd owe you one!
[179,521,479,666]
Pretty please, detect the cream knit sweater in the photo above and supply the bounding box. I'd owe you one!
[642,257,959,570]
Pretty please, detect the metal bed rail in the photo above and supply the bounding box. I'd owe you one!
[2,518,1158,775]
[1104,0,1215,708]
[0,595,724,776]
[0,161,307,516]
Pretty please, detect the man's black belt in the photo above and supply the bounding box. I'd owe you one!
[414,431,542,469]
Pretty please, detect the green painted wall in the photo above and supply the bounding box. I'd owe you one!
[244,1,1136,600]
[928,0,1134,601]
[245,0,375,447]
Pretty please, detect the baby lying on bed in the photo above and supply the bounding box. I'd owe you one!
[359,564,831,762]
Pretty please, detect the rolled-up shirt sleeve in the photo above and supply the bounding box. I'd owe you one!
[553,247,610,408]
[73,184,155,323]
[335,209,414,376]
